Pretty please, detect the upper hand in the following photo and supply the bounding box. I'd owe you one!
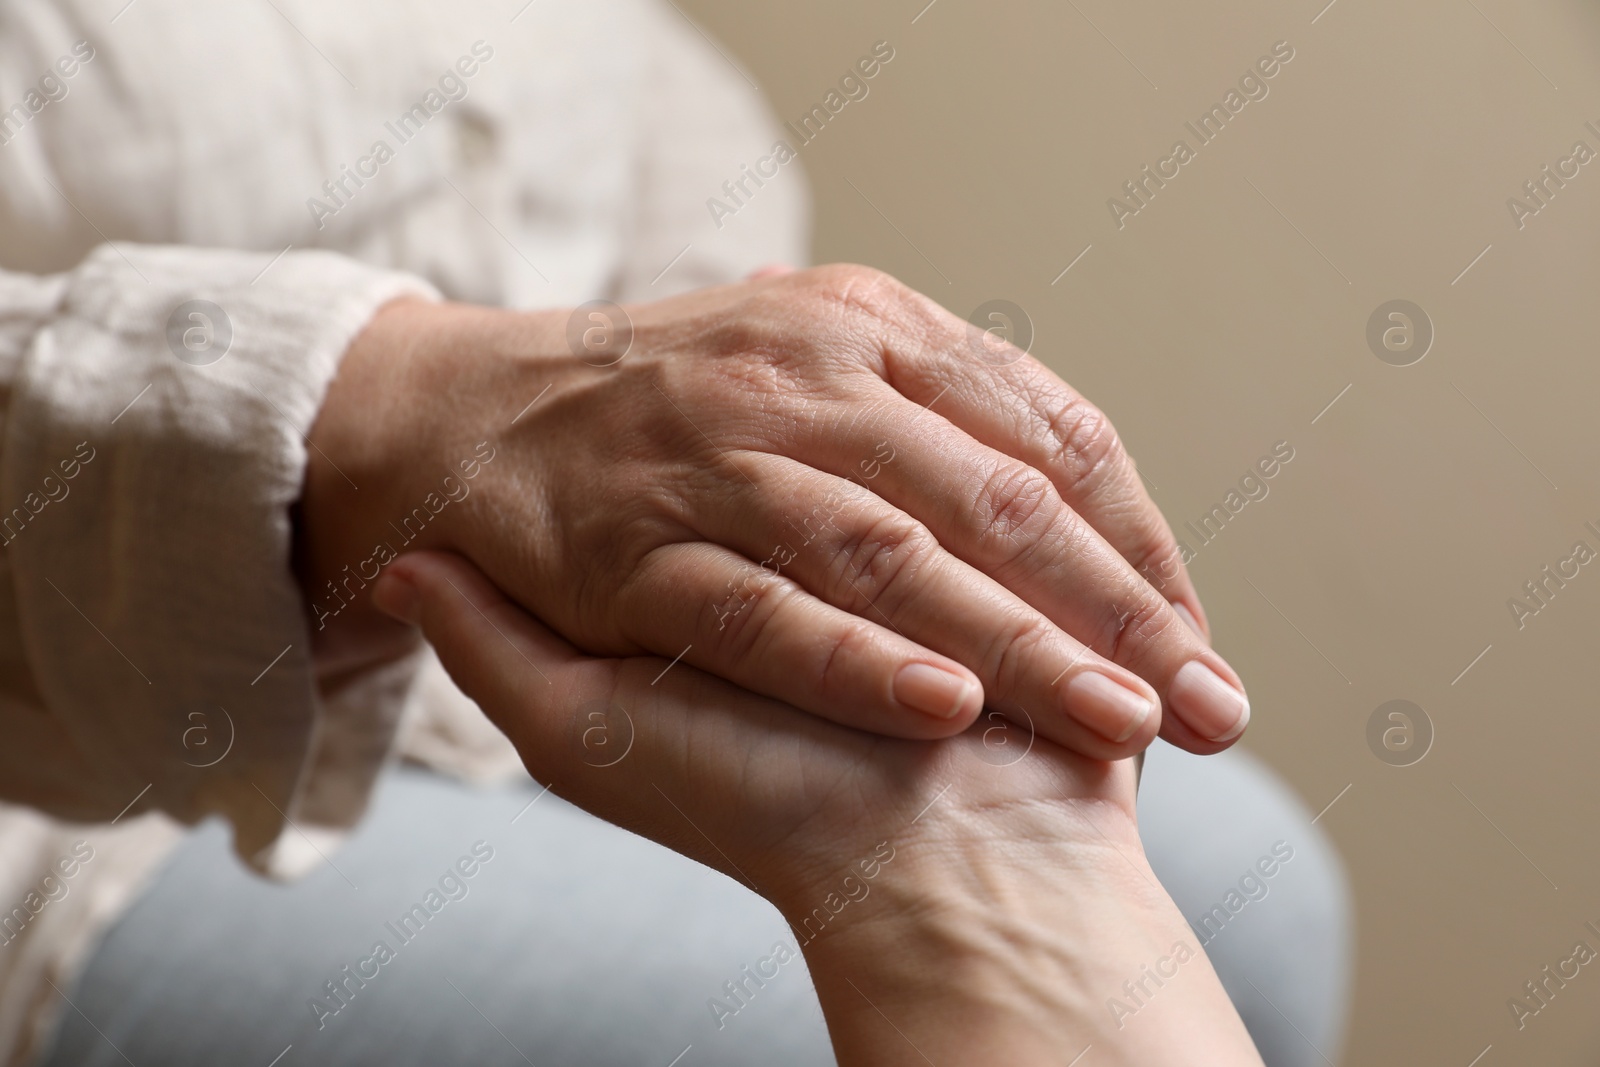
[304,264,1249,758]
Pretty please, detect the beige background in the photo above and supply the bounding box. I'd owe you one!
[682,0,1600,1063]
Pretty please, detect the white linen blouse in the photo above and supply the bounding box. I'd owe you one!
[0,0,805,1060]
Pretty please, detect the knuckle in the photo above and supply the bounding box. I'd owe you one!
[806,263,902,315]
[1104,594,1179,666]
[704,264,907,380]
[971,461,1060,562]
[1043,394,1127,495]
[802,265,921,366]
[710,568,798,662]
[817,618,878,695]
[982,615,1055,701]
[1027,383,1183,592]
[825,513,936,614]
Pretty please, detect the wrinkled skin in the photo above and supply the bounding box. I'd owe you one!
[304,264,1248,758]
[366,549,1266,1067]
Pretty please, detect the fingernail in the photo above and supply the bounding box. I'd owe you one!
[371,574,421,626]
[894,662,980,720]
[1170,659,1250,742]
[1064,670,1156,744]
[1172,602,1204,640]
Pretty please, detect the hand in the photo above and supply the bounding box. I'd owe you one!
[367,550,1265,1066]
[302,265,1250,758]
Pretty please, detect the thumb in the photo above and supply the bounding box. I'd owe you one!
[370,551,599,760]
[370,551,788,887]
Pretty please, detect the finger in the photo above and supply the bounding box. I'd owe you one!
[690,451,1163,757]
[886,310,1209,637]
[790,395,1249,752]
[370,551,592,755]
[371,552,1144,908]
[732,266,1203,634]
[610,538,987,740]
[370,550,805,883]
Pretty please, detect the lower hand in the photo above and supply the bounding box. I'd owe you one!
[368,550,1265,1066]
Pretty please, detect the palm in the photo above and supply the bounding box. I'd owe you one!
[380,551,1269,1067]
[451,617,1142,916]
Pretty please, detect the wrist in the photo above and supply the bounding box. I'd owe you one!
[794,827,1144,1062]
[297,297,559,676]
[785,799,1260,1066]
[296,296,425,676]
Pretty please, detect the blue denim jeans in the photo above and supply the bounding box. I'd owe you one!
[40,744,1351,1066]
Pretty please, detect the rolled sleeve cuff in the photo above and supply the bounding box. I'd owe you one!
[4,243,439,877]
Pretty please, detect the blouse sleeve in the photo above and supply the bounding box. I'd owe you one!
[0,242,438,877]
